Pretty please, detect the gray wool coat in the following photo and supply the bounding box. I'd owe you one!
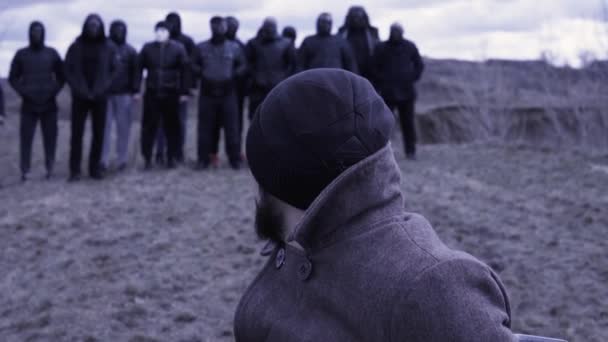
[234,144,517,342]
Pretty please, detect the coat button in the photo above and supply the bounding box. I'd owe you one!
[298,260,313,281]
[275,248,285,269]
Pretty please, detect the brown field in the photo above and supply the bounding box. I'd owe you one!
[1,59,607,341]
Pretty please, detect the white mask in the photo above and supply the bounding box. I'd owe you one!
[155,28,169,42]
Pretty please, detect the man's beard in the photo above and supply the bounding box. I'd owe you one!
[254,190,285,243]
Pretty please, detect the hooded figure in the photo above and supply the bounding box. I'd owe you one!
[281,26,297,46]
[338,6,380,79]
[373,22,425,159]
[297,13,358,73]
[9,21,65,180]
[153,12,196,163]
[192,16,247,170]
[245,17,296,118]
[213,15,248,165]
[0,85,5,124]
[101,20,139,171]
[64,14,118,180]
[138,21,189,169]
[234,69,516,341]
[165,12,196,58]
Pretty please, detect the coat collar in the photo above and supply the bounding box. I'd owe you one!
[287,143,404,252]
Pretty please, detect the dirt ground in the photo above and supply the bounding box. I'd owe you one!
[1,110,607,342]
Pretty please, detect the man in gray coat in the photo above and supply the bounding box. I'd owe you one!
[235,69,516,341]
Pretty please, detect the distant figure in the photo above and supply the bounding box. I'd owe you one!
[192,16,247,170]
[101,20,139,172]
[154,12,196,164]
[8,21,65,181]
[138,21,189,169]
[208,15,248,166]
[297,13,358,73]
[0,85,5,126]
[245,17,296,118]
[235,69,517,341]
[373,23,424,159]
[65,14,117,181]
[338,6,380,80]
[281,26,297,46]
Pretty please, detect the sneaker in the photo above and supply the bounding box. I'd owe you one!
[195,161,209,170]
[99,163,108,174]
[167,160,177,169]
[155,153,165,166]
[21,173,30,182]
[210,154,220,168]
[230,161,242,170]
[144,159,153,170]
[68,173,81,182]
[90,171,104,180]
[45,170,53,180]
[406,153,417,161]
[117,163,127,172]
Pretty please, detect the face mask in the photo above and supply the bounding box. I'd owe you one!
[155,28,169,43]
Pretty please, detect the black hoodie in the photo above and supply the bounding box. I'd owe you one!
[0,85,5,118]
[9,21,65,113]
[166,12,195,89]
[373,37,424,103]
[337,7,380,79]
[108,20,139,95]
[64,14,118,101]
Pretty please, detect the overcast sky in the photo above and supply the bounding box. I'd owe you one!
[0,0,606,76]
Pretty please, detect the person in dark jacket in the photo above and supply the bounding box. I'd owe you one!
[245,17,296,118]
[297,13,358,73]
[154,12,197,163]
[8,21,65,181]
[337,6,380,80]
[235,69,517,341]
[192,16,247,170]
[65,14,117,181]
[373,23,424,159]
[0,85,5,126]
[138,21,189,169]
[208,15,248,166]
[281,26,297,46]
[226,16,247,111]
[101,20,139,171]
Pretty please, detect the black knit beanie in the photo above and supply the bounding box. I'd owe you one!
[246,69,395,210]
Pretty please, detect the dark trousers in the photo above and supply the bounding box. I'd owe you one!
[248,88,271,120]
[70,97,107,176]
[198,91,241,164]
[154,100,187,161]
[20,110,58,174]
[389,99,417,156]
[142,92,181,163]
[212,90,245,155]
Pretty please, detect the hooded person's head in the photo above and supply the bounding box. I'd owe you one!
[109,20,127,45]
[210,16,227,43]
[247,69,395,241]
[344,6,369,31]
[29,21,45,49]
[165,12,182,38]
[389,22,404,43]
[81,14,105,42]
[226,16,239,40]
[259,17,278,42]
[155,21,170,43]
[282,26,296,43]
[316,13,332,36]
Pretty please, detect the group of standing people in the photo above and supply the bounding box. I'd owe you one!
[3,5,424,182]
